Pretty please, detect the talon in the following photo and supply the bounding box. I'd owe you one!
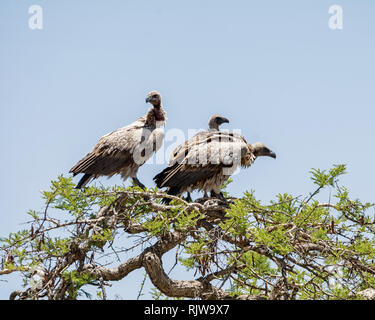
[210,191,227,203]
[133,177,146,190]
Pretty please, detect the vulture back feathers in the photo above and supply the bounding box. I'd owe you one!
[168,114,229,167]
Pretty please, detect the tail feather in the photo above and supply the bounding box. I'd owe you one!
[153,163,179,188]
[70,152,97,175]
[154,165,183,204]
[161,186,182,204]
[153,169,169,188]
[75,174,93,189]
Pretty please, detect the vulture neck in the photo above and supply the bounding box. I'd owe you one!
[208,122,220,131]
[146,106,166,127]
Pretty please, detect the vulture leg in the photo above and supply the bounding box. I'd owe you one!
[210,191,227,202]
[184,192,192,202]
[133,177,146,190]
[203,191,209,198]
[132,177,151,201]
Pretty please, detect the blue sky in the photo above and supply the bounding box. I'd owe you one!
[1,0,374,299]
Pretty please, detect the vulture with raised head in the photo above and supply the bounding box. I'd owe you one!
[154,115,276,202]
[70,91,166,189]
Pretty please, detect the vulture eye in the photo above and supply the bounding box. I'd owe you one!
[152,94,158,98]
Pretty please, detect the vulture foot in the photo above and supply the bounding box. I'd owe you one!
[133,177,150,201]
[210,191,228,206]
[210,191,228,203]
[133,177,146,190]
[184,192,193,202]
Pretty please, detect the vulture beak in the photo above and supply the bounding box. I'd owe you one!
[269,151,277,159]
[145,97,151,103]
[219,117,229,125]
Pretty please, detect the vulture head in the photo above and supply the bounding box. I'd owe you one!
[252,142,277,159]
[208,114,230,131]
[146,90,165,122]
[146,91,162,107]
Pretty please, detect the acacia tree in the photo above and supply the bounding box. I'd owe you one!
[1,164,375,300]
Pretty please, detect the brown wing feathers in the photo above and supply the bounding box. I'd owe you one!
[70,149,132,176]
[70,148,131,188]
[70,152,97,176]
[154,163,221,189]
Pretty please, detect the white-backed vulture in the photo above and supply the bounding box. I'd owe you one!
[70,91,166,189]
[154,117,276,202]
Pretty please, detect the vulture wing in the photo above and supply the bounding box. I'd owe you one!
[70,117,149,181]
